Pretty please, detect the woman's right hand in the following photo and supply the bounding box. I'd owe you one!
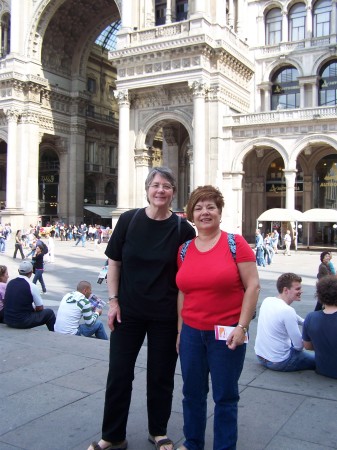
[107,301,121,331]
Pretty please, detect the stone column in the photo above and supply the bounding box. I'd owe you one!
[114,89,130,210]
[134,147,153,207]
[236,0,244,36]
[283,170,297,210]
[18,112,40,222]
[188,81,207,187]
[121,0,132,29]
[193,0,206,15]
[312,78,318,107]
[231,172,244,234]
[163,126,178,210]
[228,0,234,28]
[332,0,337,35]
[68,121,86,225]
[166,0,172,24]
[282,11,288,42]
[299,82,305,108]
[4,109,20,209]
[306,6,312,40]
[56,138,69,222]
[187,144,194,195]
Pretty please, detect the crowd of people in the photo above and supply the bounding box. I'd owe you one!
[1,167,336,450]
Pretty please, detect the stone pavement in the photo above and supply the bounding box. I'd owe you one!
[0,237,337,450]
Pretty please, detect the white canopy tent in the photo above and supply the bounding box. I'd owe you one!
[300,209,337,247]
[257,208,304,250]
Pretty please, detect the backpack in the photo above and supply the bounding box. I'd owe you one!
[180,232,236,262]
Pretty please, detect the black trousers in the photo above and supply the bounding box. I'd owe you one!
[6,309,56,331]
[13,243,25,259]
[102,315,178,442]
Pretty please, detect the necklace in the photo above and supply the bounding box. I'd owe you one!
[196,230,221,251]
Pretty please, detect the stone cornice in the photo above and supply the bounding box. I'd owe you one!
[110,35,254,73]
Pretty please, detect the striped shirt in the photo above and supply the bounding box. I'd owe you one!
[55,290,99,335]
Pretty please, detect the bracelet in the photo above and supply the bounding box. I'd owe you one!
[237,324,248,334]
[108,295,118,300]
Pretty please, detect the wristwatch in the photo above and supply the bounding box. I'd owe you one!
[237,324,248,334]
[108,295,118,300]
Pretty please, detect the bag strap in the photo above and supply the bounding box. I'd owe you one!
[124,208,141,241]
[180,232,237,263]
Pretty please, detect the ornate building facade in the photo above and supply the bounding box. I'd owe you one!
[0,0,337,243]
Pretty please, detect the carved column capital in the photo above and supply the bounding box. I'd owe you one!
[4,108,20,123]
[114,89,130,105]
[188,81,209,98]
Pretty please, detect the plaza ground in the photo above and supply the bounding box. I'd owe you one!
[0,237,336,449]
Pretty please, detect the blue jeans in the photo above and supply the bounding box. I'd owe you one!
[33,269,46,292]
[179,323,246,450]
[0,237,5,252]
[255,247,265,266]
[77,320,108,340]
[256,347,315,372]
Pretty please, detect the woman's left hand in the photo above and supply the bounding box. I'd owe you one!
[226,326,246,350]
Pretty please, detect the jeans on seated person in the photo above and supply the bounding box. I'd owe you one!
[257,347,315,372]
[76,320,108,340]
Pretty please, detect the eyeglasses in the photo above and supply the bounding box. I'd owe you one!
[148,183,173,191]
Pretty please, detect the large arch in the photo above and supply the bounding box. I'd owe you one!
[290,134,337,165]
[135,109,193,150]
[232,137,289,172]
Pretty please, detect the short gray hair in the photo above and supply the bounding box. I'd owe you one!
[145,167,177,203]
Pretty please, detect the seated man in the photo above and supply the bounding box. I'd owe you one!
[4,260,55,331]
[255,272,315,372]
[55,281,108,340]
[302,275,337,379]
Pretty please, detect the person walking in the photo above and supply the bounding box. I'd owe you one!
[283,229,292,256]
[32,244,47,294]
[176,185,260,450]
[13,230,25,259]
[87,167,195,450]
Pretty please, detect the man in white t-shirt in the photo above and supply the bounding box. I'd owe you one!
[255,272,315,371]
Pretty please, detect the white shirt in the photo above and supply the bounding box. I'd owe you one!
[254,296,303,362]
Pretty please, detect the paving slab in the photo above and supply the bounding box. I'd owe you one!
[0,240,337,449]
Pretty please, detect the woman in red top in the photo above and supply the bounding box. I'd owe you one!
[176,186,260,450]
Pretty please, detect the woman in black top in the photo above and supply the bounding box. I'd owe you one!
[32,244,46,294]
[13,230,25,259]
[88,167,195,450]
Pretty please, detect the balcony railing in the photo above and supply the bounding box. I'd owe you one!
[225,105,337,127]
[255,34,336,57]
[86,110,119,127]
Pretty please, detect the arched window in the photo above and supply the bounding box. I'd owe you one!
[313,0,332,37]
[289,3,306,41]
[319,60,337,105]
[266,8,282,45]
[271,66,300,110]
[1,13,10,57]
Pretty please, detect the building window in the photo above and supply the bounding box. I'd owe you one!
[1,13,10,57]
[266,8,282,45]
[289,3,306,41]
[155,0,166,26]
[108,145,117,167]
[87,104,95,117]
[271,66,300,110]
[86,142,99,164]
[313,0,331,37]
[87,77,97,93]
[319,60,337,105]
[176,0,188,21]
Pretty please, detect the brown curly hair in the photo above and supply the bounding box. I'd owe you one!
[186,186,224,222]
[316,275,337,306]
